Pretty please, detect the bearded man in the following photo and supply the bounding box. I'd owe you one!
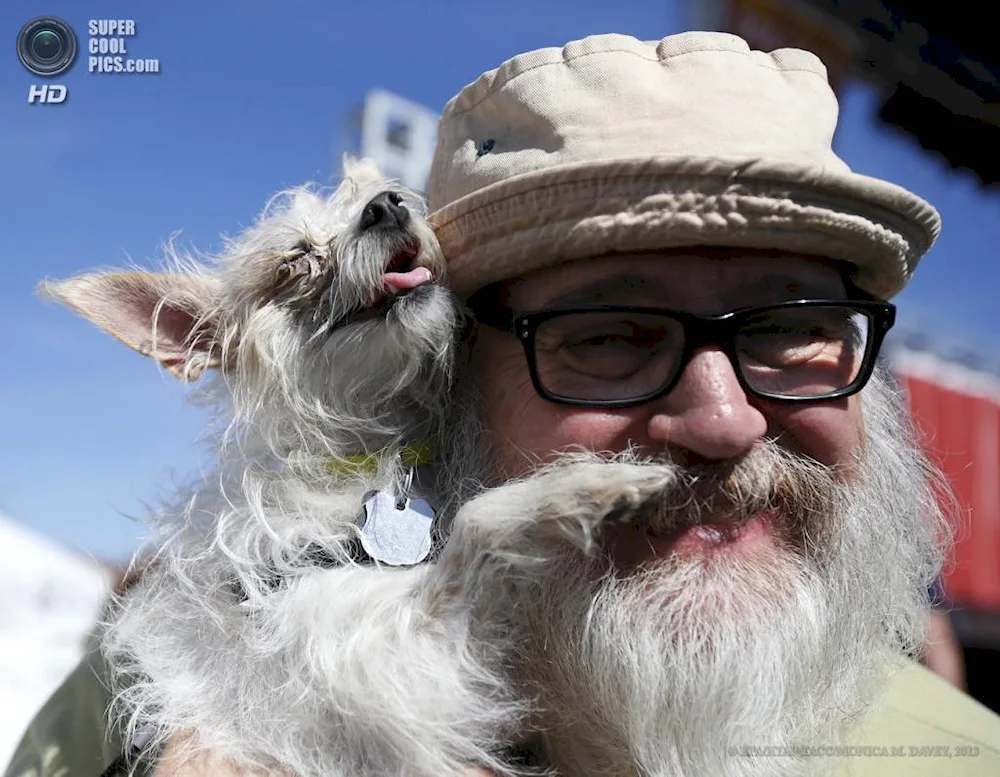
[424,30,1000,777]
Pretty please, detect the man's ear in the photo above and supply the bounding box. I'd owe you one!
[38,271,224,382]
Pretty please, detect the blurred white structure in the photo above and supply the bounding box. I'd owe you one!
[359,89,438,193]
[0,513,112,767]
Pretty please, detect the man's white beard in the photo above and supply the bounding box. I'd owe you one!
[484,372,948,777]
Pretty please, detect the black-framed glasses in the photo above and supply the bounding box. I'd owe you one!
[476,299,895,407]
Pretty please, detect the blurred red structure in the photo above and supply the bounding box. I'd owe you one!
[889,343,1000,712]
[893,350,1000,611]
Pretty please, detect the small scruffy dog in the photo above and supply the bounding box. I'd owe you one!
[41,158,672,777]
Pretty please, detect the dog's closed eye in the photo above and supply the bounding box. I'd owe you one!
[275,243,327,287]
[274,254,300,285]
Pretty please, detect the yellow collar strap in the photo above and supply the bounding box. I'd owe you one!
[323,441,435,477]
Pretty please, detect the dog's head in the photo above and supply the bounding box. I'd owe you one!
[40,157,459,449]
[250,156,449,341]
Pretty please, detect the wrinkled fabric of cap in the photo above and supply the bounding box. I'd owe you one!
[427,31,941,300]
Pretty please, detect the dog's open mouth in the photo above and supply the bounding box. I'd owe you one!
[365,240,435,308]
[383,241,433,296]
[327,240,438,331]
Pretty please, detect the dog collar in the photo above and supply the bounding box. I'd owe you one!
[323,441,434,476]
[231,441,438,602]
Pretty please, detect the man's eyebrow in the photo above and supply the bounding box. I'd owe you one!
[539,275,668,308]
[741,274,846,300]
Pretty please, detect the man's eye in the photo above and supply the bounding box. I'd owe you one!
[560,320,666,347]
[744,310,855,341]
[739,313,860,367]
[565,329,647,348]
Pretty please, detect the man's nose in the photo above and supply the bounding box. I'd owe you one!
[646,346,768,460]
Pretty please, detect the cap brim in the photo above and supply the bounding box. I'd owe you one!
[429,156,940,300]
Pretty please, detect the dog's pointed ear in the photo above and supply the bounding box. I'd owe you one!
[38,271,224,382]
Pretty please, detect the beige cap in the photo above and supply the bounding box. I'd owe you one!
[427,32,940,299]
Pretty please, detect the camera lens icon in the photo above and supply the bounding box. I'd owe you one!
[17,17,78,77]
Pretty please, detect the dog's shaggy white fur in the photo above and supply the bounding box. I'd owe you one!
[41,158,673,777]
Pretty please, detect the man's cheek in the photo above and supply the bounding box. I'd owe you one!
[768,398,863,474]
[548,410,642,457]
[484,358,538,423]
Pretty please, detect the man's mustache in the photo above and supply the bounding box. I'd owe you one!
[609,442,839,540]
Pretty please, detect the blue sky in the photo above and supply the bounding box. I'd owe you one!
[3,0,999,564]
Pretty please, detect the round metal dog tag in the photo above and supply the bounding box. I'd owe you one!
[358,491,434,566]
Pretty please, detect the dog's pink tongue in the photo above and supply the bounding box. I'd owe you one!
[384,266,433,292]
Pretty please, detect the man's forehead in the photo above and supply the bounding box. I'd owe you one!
[505,250,848,310]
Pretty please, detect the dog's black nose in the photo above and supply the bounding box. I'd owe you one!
[360,191,409,232]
